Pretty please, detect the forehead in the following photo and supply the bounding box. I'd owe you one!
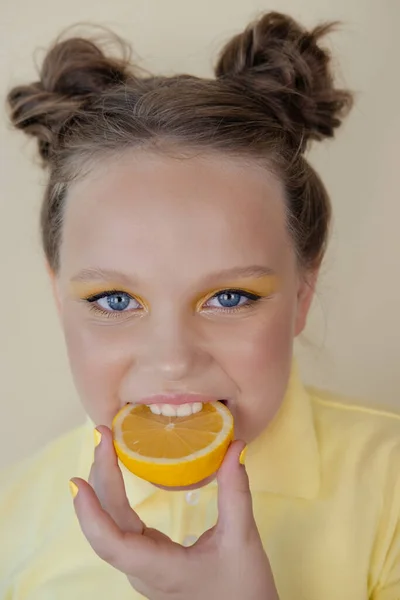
[60,151,291,279]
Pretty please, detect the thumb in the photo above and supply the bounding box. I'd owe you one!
[216,440,257,539]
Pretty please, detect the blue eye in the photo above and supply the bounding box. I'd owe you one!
[102,293,132,311]
[205,289,261,310]
[86,291,140,313]
[215,292,243,308]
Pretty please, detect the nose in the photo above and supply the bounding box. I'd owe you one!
[139,317,207,383]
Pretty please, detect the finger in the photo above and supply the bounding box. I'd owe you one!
[71,478,184,581]
[92,425,144,534]
[216,440,257,539]
[71,477,130,571]
[71,477,153,574]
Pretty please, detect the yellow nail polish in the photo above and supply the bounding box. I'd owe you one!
[94,428,102,447]
[239,446,247,465]
[69,480,79,499]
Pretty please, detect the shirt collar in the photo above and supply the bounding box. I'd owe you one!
[244,360,320,499]
[77,360,320,507]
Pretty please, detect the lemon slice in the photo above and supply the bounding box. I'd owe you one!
[112,402,234,487]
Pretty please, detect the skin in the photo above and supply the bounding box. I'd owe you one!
[51,150,317,598]
[53,151,316,444]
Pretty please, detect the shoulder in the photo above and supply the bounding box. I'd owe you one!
[0,424,86,580]
[309,385,400,440]
[308,389,400,594]
[0,423,86,496]
[308,385,400,483]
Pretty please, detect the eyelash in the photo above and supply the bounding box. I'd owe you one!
[202,289,263,314]
[83,288,264,319]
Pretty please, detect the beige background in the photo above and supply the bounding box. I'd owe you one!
[0,0,398,470]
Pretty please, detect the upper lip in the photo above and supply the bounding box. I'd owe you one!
[137,394,221,406]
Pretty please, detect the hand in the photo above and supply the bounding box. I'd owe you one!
[70,426,279,600]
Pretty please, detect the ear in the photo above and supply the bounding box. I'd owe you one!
[45,262,62,317]
[294,268,319,336]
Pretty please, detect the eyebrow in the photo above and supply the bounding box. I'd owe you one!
[70,265,276,286]
[71,268,137,285]
[202,265,276,283]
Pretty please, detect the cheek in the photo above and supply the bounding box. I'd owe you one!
[210,300,297,440]
[62,313,129,423]
[215,302,295,381]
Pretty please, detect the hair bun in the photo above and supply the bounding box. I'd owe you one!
[7,33,131,163]
[215,11,353,151]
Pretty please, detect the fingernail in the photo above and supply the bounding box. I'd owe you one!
[94,428,102,448]
[69,480,79,499]
[239,446,247,465]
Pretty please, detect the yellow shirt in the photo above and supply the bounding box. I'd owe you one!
[1,365,400,600]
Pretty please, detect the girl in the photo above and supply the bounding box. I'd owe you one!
[2,11,399,600]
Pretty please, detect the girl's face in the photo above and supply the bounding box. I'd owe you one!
[54,152,315,443]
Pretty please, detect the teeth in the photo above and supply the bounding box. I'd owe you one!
[161,404,177,417]
[176,403,192,417]
[148,402,204,417]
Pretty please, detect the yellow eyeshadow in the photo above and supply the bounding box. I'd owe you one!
[69,275,279,313]
[69,282,149,310]
[194,275,279,311]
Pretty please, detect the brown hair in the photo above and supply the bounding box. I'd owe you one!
[7,12,353,273]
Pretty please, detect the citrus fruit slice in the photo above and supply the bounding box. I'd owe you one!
[112,402,234,487]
